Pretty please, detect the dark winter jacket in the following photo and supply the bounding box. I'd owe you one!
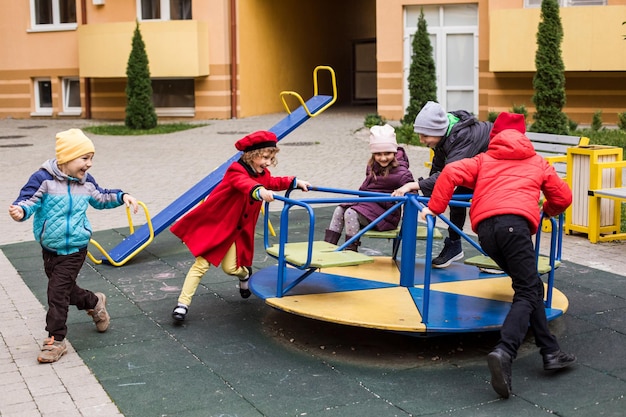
[346,147,415,231]
[419,110,493,195]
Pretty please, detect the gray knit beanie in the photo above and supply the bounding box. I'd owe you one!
[413,101,449,136]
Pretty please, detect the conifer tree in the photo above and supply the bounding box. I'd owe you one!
[403,8,437,126]
[530,0,568,134]
[125,22,157,130]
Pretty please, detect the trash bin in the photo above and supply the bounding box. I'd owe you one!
[565,145,623,239]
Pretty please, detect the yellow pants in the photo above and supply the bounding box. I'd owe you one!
[177,243,248,306]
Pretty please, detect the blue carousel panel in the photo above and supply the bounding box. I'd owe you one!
[250,265,395,299]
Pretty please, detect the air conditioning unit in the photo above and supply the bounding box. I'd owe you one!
[93,0,105,5]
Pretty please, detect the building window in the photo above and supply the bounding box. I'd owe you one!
[30,0,77,31]
[525,0,606,6]
[139,0,192,21]
[152,79,195,117]
[33,78,53,116]
[62,78,81,115]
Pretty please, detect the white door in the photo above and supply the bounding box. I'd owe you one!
[403,4,478,114]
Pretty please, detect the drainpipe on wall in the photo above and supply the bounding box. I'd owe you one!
[80,0,92,119]
[229,0,237,119]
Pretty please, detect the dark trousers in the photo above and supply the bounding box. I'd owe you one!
[476,215,560,359]
[42,248,98,341]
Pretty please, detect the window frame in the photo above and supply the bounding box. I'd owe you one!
[525,0,606,7]
[32,78,54,116]
[29,0,78,32]
[60,77,82,116]
[137,0,192,21]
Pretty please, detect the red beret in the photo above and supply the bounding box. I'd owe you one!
[490,112,526,140]
[235,131,278,152]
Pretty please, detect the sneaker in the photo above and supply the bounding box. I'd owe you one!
[37,336,67,363]
[172,304,188,322]
[487,348,512,399]
[239,266,252,299]
[87,292,110,332]
[479,267,505,274]
[543,350,577,370]
[432,237,464,268]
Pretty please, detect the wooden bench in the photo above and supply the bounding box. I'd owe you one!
[526,132,590,177]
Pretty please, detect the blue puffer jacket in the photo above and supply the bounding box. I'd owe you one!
[13,159,126,255]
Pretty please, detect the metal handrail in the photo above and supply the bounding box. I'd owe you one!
[87,201,154,267]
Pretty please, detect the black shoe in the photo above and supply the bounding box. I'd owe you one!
[543,350,577,371]
[487,348,512,399]
[172,304,188,322]
[239,266,252,299]
[432,237,464,268]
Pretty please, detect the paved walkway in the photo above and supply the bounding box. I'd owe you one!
[1,108,625,416]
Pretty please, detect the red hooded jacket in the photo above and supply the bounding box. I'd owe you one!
[170,160,295,267]
[427,129,572,234]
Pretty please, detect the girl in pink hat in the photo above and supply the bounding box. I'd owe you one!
[323,124,414,251]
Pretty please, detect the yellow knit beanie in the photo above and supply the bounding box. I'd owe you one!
[55,129,95,164]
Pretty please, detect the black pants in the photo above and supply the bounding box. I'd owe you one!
[42,248,98,341]
[476,215,560,359]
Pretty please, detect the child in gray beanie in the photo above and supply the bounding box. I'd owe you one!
[413,101,449,137]
[393,101,493,268]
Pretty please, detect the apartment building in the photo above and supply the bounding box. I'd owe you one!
[1,1,625,124]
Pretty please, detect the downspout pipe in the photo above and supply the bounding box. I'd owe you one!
[80,0,92,119]
[229,0,237,119]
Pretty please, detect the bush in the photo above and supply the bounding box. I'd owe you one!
[510,104,529,120]
[487,111,498,123]
[576,128,626,151]
[364,113,386,128]
[395,123,421,146]
[617,112,626,131]
[591,110,603,132]
[567,118,578,132]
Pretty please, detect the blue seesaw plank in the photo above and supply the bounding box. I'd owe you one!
[103,94,334,265]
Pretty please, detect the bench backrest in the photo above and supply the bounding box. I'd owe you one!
[525,132,590,176]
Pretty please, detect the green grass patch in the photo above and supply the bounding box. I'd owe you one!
[83,122,207,136]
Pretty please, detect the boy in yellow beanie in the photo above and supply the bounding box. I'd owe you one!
[8,128,138,364]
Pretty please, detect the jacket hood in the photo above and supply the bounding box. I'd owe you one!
[42,159,85,183]
[487,129,536,161]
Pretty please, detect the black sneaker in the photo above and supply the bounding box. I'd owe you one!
[239,266,252,299]
[172,304,188,322]
[487,348,512,399]
[543,350,577,370]
[432,237,464,268]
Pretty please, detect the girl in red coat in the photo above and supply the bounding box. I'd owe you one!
[419,114,576,399]
[323,124,414,251]
[170,131,310,321]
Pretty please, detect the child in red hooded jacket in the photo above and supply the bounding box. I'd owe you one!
[170,131,310,322]
[419,113,576,399]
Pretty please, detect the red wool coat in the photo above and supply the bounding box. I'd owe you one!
[170,160,295,267]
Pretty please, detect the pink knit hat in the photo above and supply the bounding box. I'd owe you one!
[369,124,398,153]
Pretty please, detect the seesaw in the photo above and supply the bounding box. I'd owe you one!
[90,66,337,266]
[249,187,569,335]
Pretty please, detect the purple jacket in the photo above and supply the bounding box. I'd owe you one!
[345,147,415,231]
